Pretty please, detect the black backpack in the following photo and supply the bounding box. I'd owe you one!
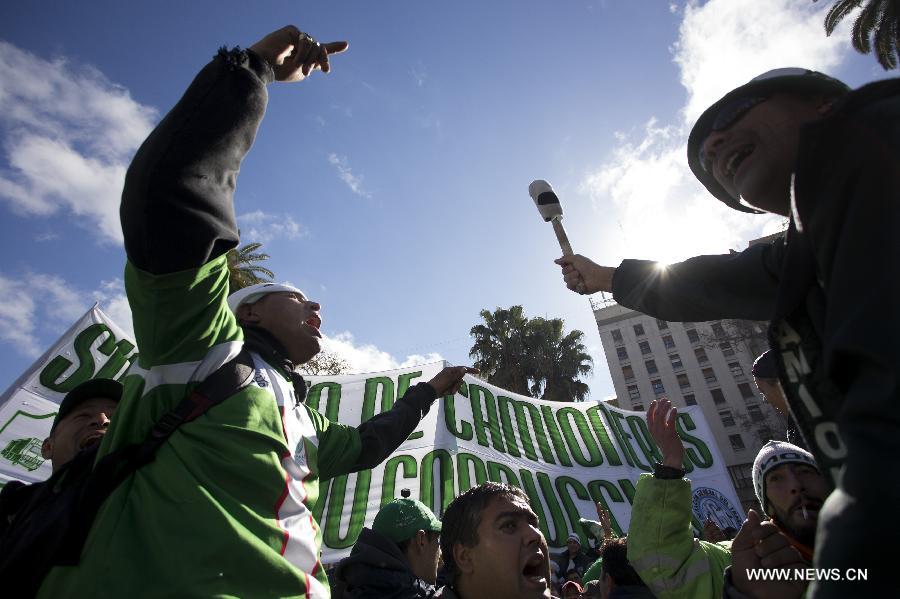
[0,348,255,597]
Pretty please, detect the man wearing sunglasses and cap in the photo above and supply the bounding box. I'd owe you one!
[37,25,475,599]
[556,69,899,596]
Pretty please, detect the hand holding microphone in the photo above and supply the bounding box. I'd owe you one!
[531,179,613,296]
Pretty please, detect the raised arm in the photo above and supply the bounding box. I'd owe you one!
[121,26,347,275]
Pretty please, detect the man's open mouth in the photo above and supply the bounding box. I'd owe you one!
[305,315,322,337]
[724,144,754,178]
[79,432,105,450]
[522,552,548,586]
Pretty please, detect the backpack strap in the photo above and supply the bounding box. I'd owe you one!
[55,346,256,565]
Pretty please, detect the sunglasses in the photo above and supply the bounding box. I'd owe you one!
[698,96,768,172]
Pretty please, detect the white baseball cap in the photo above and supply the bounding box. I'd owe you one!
[226,282,307,314]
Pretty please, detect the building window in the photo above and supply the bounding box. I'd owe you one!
[652,379,665,396]
[686,329,700,343]
[669,353,683,371]
[710,388,726,404]
[684,393,697,406]
[622,365,635,381]
[738,383,756,399]
[694,347,709,364]
[729,434,746,451]
[639,341,652,355]
[656,319,669,331]
[756,427,774,444]
[712,322,727,337]
[747,404,766,422]
[611,329,623,343]
[662,334,675,349]
[628,384,640,400]
[720,342,735,357]
[702,367,718,385]
[633,403,644,411]
[719,410,736,427]
[633,323,645,337]
[617,346,629,361]
[728,463,753,491]
[677,373,691,389]
[645,359,658,375]
[729,362,745,379]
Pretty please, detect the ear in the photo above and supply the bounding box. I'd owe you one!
[41,437,53,460]
[236,303,261,324]
[454,542,475,575]
[414,529,427,553]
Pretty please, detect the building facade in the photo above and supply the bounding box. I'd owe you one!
[593,302,785,513]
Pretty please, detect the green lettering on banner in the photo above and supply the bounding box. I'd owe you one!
[307,382,342,422]
[39,324,135,392]
[586,406,624,466]
[381,454,417,507]
[363,377,395,422]
[486,460,520,486]
[457,452,487,491]
[468,385,506,452]
[556,407,603,467]
[535,471,568,547]
[519,469,567,547]
[540,405,572,467]
[396,371,423,399]
[586,480,626,537]
[443,393,474,441]
[676,413,713,469]
[604,407,639,467]
[323,471,372,549]
[625,415,658,470]
[313,479,329,524]
[495,396,521,458]
[420,449,455,515]
[499,396,555,463]
[555,475,592,545]
[616,478,637,505]
[94,338,137,380]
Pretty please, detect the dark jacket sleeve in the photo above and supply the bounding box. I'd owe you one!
[611,242,782,322]
[350,382,437,471]
[120,48,274,274]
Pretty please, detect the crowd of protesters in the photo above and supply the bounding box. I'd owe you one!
[0,18,896,598]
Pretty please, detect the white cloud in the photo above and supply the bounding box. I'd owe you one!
[34,231,59,242]
[327,153,371,198]
[320,331,442,374]
[411,63,428,87]
[675,0,848,124]
[582,0,845,263]
[0,42,157,244]
[237,210,306,244]
[0,272,133,358]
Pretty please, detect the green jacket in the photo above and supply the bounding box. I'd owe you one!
[627,474,731,599]
[38,47,435,599]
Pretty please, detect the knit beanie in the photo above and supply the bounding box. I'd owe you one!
[752,440,817,514]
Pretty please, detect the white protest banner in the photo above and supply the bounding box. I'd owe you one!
[0,312,743,564]
[305,362,745,563]
[0,304,137,487]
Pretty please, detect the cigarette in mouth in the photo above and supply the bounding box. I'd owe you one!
[801,505,808,520]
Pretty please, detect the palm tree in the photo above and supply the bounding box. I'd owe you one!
[469,307,593,401]
[227,242,275,291]
[527,317,593,403]
[469,306,532,395]
[817,0,900,69]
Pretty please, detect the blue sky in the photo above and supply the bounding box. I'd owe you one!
[0,0,887,400]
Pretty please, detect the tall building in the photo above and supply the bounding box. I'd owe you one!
[593,301,785,513]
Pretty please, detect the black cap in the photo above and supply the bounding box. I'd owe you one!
[751,350,779,379]
[51,378,123,432]
[687,68,850,213]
